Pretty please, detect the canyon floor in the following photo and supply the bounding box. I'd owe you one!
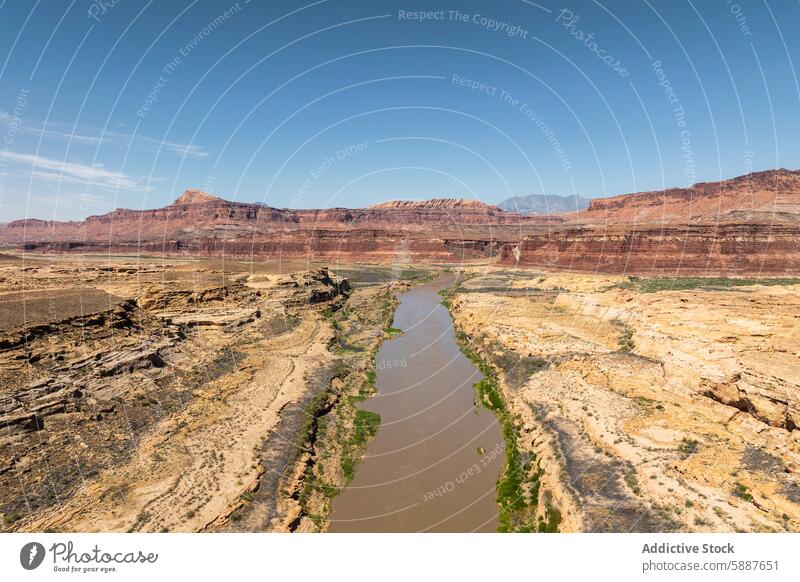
[1,253,798,532]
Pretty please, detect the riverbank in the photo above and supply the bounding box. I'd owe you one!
[441,281,562,532]
[283,283,405,531]
[216,267,428,532]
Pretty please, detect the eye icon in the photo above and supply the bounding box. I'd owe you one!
[20,542,46,570]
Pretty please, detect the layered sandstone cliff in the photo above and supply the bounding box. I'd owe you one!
[0,193,533,247]
[500,222,800,275]
[500,169,800,274]
[571,168,800,224]
[3,169,800,274]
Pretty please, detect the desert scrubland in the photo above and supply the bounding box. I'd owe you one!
[1,253,799,532]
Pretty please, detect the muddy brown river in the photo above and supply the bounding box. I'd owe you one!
[328,273,504,532]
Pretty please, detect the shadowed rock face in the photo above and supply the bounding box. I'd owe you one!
[3,169,800,274]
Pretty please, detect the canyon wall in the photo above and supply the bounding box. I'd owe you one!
[572,168,800,224]
[500,223,800,275]
[19,230,505,263]
[3,169,800,274]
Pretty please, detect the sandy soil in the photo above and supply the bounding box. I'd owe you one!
[22,317,332,532]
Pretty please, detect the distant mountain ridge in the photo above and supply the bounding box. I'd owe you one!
[498,193,589,214]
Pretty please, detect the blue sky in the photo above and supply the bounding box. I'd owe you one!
[0,0,798,220]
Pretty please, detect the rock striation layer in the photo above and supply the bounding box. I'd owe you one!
[500,169,800,275]
[500,223,800,275]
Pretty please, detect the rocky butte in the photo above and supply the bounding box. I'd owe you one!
[2,168,799,275]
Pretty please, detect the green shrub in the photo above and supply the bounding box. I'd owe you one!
[678,437,700,457]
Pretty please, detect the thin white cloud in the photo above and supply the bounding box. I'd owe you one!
[0,113,209,158]
[29,191,114,207]
[1,150,150,192]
